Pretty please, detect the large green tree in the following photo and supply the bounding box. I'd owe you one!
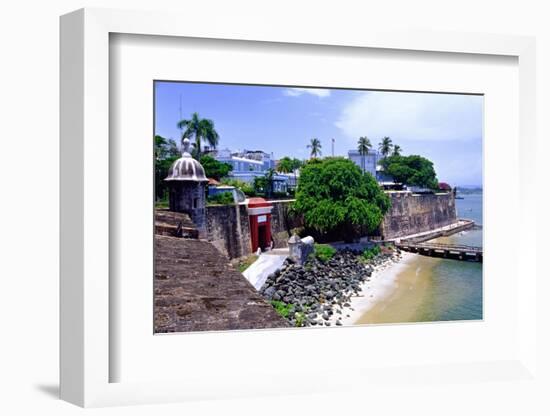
[154,135,180,201]
[277,157,294,174]
[381,154,438,189]
[277,157,303,190]
[293,158,390,241]
[357,136,372,173]
[307,138,322,159]
[177,112,219,157]
[199,155,233,180]
[253,168,276,198]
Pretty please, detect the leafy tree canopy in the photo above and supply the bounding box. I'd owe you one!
[253,168,276,197]
[221,178,256,196]
[155,135,180,201]
[277,156,303,173]
[199,155,233,180]
[293,158,390,238]
[155,135,180,160]
[381,154,438,189]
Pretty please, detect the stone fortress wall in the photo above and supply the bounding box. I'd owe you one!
[205,193,457,259]
[205,200,298,259]
[379,192,457,240]
[205,204,252,259]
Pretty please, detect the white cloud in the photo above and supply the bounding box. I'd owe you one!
[335,91,483,143]
[284,88,331,98]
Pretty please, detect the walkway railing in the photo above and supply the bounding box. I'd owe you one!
[396,241,483,262]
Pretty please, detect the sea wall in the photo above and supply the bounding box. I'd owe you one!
[205,200,300,259]
[380,192,457,239]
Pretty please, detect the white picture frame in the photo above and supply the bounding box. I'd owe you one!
[60,8,538,408]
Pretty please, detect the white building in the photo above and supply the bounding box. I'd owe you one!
[212,148,289,193]
[347,149,380,178]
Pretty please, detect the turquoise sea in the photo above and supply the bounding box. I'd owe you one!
[358,192,483,324]
[425,193,483,321]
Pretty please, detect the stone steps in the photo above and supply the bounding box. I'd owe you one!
[155,209,199,238]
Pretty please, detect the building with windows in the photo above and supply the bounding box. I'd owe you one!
[347,149,380,178]
[211,147,290,194]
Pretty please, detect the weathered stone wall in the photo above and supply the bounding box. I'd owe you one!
[205,200,301,259]
[380,192,457,239]
[205,204,251,259]
[269,200,302,249]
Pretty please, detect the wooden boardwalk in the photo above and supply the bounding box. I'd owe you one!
[397,241,483,262]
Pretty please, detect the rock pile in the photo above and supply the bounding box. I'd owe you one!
[259,248,401,327]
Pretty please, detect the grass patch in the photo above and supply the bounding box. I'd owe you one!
[270,300,294,319]
[362,245,381,261]
[155,198,169,209]
[236,254,258,273]
[294,311,306,327]
[270,301,310,327]
[313,243,337,263]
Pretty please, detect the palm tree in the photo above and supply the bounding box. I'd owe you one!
[357,136,372,173]
[378,136,393,158]
[177,112,219,157]
[264,168,275,198]
[392,145,402,157]
[277,157,302,191]
[307,138,322,159]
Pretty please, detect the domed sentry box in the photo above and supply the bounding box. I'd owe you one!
[164,138,208,237]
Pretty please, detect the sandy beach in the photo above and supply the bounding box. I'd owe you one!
[322,251,417,326]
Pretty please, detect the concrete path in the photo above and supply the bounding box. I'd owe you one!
[242,249,289,290]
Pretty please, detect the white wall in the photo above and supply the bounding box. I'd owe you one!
[0,1,548,415]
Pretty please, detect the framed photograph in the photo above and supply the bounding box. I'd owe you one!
[60,8,538,407]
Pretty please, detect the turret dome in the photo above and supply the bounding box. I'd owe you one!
[164,138,208,182]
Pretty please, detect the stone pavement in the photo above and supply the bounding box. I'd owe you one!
[155,235,289,333]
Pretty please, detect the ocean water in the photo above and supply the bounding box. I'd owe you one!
[357,193,483,324]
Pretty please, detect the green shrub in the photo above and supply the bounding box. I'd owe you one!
[272,191,289,199]
[207,192,235,205]
[270,300,294,318]
[362,245,381,261]
[294,312,306,327]
[221,179,256,196]
[241,184,256,196]
[314,243,337,262]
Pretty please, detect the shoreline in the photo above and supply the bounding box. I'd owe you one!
[324,250,417,326]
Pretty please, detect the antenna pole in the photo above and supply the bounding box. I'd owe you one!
[178,93,183,144]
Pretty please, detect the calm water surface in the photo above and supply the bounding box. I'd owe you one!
[357,193,483,324]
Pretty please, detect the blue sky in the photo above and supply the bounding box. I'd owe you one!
[155,82,483,187]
